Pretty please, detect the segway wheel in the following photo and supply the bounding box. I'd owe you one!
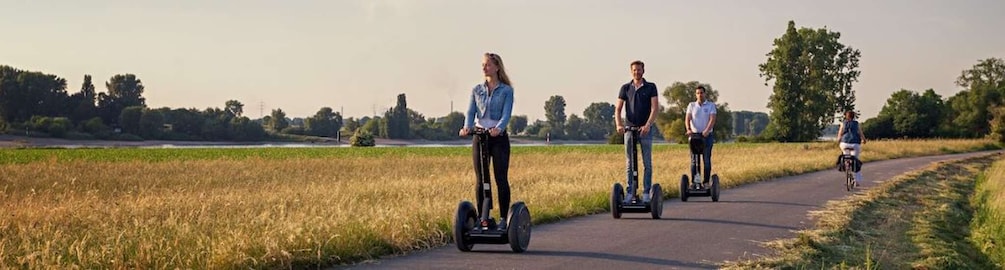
[650,184,663,219]
[679,175,690,202]
[454,201,477,252]
[611,183,624,219]
[711,174,720,202]
[507,202,532,253]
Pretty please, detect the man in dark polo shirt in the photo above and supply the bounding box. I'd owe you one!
[614,60,660,203]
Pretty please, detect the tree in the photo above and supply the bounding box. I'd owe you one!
[98,74,146,125]
[382,94,410,139]
[163,108,203,138]
[119,106,144,135]
[0,66,69,123]
[139,109,165,139]
[508,115,529,135]
[565,114,585,140]
[305,107,341,137]
[759,21,861,142]
[361,116,382,137]
[944,58,1005,138]
[68,75,98,123]
[343,117,361,134]
[732,111,770,136]
[713,103,734,141]
[439,111,466,137]
[876,89,943,138]
[663,82,719,117]
[583,102,615,139]
[991,106,1005,143]
[861,115,895,139]
[225,100,244,117]
[267,108,289,132]
[544,95,567,137]
[956,58,1005,91]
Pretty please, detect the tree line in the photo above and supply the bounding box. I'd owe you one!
[2,20,1002,145]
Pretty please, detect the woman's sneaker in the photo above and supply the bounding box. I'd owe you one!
[498,218,507,231]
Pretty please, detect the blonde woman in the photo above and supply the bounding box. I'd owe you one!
[459,52,515,229]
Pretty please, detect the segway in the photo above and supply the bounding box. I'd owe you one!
[611,126,664,219]
[680,133,720,202]
[454,128,531,253]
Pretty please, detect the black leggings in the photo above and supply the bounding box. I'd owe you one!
[472,132,511,219]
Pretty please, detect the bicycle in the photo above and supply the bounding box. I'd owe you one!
[839,146,857,191]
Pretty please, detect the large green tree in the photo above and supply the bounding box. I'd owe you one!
[759,21,862,142]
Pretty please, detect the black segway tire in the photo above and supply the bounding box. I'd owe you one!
[711,174,720,202]
[454,201,477,252]
[680,175,690,202]
[611,183,624,219]
[650,184,663,219]
[507,202,532,253]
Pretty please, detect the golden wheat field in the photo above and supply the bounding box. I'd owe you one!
[0,139,997,269]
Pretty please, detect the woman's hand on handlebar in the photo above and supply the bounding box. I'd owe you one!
[616,126,625,134]
[458,128,470,137]
[489,127,501,137]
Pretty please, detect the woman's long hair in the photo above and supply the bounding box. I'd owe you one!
[486,53,512,86]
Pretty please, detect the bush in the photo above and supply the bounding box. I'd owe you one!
[48,117,71,138]
[281,126,306,136]
[81,117,109,134]
[351,130,376,147]
[25,116,72,138]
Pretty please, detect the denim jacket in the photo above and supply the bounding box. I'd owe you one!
[464,82,514,130]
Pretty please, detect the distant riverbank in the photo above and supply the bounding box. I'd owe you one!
[0,134,608,148]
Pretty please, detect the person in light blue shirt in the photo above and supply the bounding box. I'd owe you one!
[459,52,515,230]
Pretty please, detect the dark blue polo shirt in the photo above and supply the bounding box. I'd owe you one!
[618,79,658,127]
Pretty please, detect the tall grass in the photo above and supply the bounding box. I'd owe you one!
[0,139,997,268]
[724,152,1001,269]
[972,156,1005,268]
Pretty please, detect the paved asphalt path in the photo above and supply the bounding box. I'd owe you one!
[344,151,1001,270]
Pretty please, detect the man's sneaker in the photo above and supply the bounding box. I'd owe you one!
[855,181,861,187]
[642,193,651,203]
[497,218,507,231]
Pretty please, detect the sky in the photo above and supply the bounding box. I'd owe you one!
[2,0,1004,121]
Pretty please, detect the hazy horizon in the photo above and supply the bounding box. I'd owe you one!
[3,0,1003,122]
